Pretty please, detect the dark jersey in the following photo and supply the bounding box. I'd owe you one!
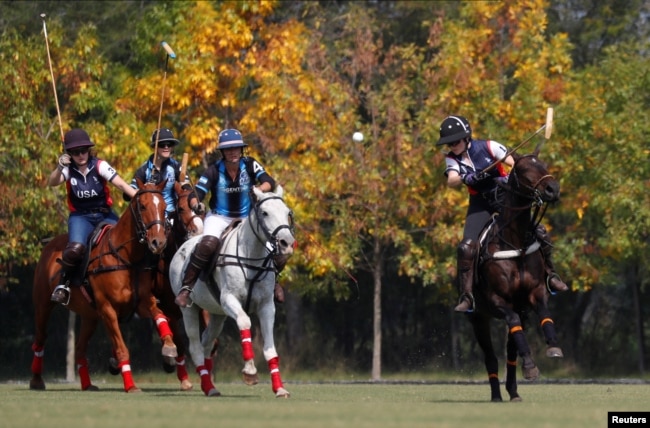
[195,157,275,218]
[130,155,181,213]
[63,157,117,213]
[444,139,509,195]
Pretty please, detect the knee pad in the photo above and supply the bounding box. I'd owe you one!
[62,242,86,266]
[457,238,477,260]
[194,235,221,262]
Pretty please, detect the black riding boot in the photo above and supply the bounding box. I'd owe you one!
[175,235,221,308]
[51,242,86,305]
[535,225,568,293]
[454,238,477,313]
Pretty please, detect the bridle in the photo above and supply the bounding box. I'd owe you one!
[248,195,295,256]
[130,188,167,244]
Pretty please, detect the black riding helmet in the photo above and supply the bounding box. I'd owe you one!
[436,116,472,146]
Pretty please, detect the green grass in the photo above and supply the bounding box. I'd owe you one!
[1,378,649,428]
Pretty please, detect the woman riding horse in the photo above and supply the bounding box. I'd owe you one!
[436,115,568,313]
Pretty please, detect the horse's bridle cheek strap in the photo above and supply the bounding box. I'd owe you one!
[132,189,166,243]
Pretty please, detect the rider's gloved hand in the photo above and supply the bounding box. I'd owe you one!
[58,154,71,170]
[462,171,489,186]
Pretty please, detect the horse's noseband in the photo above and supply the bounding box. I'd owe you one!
[510,158,555,205]
[131,188,166,243]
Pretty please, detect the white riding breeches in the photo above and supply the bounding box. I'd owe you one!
[203,213,241,239]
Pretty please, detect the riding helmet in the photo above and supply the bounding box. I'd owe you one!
[218,129,248,150]
[64,128,95,151]
[436,116,472,146]
[150,128,180,148]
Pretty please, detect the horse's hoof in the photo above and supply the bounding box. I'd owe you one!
[546,347,564,358]
[162,361,175,374]
[510,396,523,402]
[162,355,176,370]
[490,397,503,402]
[180,379,193,391]
[242,372,259,386]
[108,358,120,375]
[126,386,142,393]
[83,385,100,392]
[29,377,46,391]
[275,387,290,398]
[161,344,178,359]
[207,388,221,397]
[523,366,540,381]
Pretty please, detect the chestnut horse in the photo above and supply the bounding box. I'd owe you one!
[469,151,564,402]
[30,179,177,393]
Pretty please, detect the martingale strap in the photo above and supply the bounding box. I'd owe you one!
[491,240,541,260]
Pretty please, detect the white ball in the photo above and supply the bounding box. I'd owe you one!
[352,131,364,142]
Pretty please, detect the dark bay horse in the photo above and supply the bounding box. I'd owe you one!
[30,179,177,393]
[470,151,564,402]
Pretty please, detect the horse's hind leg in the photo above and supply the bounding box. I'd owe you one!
[76,315,99,391]
[181,306,219,397]
[505,334,521,402]
[470,314,502,402]
[30,300,54,390]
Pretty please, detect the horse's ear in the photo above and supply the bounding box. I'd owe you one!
[252,186,264,201]
[275,184,283,198]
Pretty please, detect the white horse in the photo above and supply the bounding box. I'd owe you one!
[169,185,295,397]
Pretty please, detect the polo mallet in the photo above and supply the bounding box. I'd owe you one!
[483,107,554,174]
[152,41,176,167]
[40,13,65,147]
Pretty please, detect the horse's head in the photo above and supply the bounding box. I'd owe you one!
[508,153,560,204]
[173,181,204,240]
[133,178,168,255]
[250,185,296,258]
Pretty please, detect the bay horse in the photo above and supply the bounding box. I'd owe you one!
[169,185,295,397]
[30,179,177,393]
[469,150,564,402]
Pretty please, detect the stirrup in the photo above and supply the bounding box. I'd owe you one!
[454,293,474,313]
[175,286,194,308]
[546,273,568,295]
[51,284,71,305]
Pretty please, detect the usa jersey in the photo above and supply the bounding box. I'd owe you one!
[62,157,116,212]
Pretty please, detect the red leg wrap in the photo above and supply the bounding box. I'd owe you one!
[196,365,215,396]
[118,360,135,392]
[31,344,44,374]
[175,356,188,381]
[268,356,283,393]
[76,358,92,390]
[240,329,254,361]
[204,357,213,373]
[154,315,173,339]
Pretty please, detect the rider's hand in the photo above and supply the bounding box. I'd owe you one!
[495,175,509,186]
[462,171,488,186]
[192,202,206,215]
[58,154,71,170]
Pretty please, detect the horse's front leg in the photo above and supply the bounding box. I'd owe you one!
[139,293,178,363]
[257,296,290,398]
[530,291,564,358]
[220,293,259,386]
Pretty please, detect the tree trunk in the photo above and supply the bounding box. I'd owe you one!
[66,311,75,382]
[371,240,383,381]
[630,263,646,375]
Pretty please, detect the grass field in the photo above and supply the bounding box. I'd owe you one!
[1,376,649,428]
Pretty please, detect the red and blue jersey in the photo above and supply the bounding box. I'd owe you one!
[62,157,117,213]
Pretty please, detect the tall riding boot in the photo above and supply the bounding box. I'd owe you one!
[51,242,86,305]
[454,238,477,313]
[175,235,221,308]
[535,225,568,293]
